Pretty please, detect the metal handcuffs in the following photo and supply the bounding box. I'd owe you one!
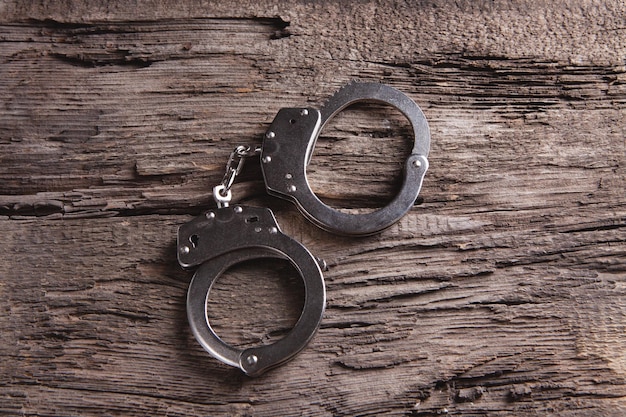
[177,82,430,376]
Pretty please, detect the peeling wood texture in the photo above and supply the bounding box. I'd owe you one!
[1,1,625,416]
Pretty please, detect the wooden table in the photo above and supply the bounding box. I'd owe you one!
[1,1,625,415]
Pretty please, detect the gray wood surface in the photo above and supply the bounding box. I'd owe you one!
[1,1,625,415]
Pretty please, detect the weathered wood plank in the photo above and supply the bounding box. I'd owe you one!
[1,0,625,416]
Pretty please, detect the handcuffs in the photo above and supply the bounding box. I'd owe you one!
[177,82,430,376]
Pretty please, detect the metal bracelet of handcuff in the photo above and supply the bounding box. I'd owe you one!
[177,82,430,376]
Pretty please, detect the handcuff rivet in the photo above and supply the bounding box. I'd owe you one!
[180,246,190,255]
[262,155,272,163]
[285,173,293,179]
[265,131,275,139]
[234,206,243,214]
[254,227,262,233]
[246,354,258,366]
[206,211,215,219]
[300,109,309,116]
[269,227,278,234]
[413,159,422,168]
[288,185,297,192]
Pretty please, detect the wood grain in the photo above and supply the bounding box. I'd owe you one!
[1,1,625,415]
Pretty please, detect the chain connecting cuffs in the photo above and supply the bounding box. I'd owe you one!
[212,145,261,208]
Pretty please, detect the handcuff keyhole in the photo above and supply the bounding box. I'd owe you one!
[245,216,260,223]
[289,118,297,124]
[189,234,199,248]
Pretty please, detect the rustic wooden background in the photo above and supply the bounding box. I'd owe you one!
[1,1,625,415]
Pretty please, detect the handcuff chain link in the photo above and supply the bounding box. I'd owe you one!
[213,144,262,208]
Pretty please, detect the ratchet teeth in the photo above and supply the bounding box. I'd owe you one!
[319,79,359,106]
